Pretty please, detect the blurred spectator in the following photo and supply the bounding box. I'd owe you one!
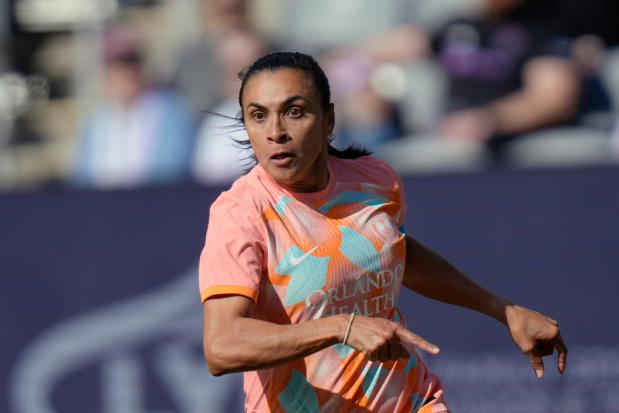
[323,50,410,151]
[0,69,51,189]
[174,0,253,116]
[171,0,280,184]
[191,30,266,184]
[72,25,196,189]
[430,0,618,166]
[433,0,583,152]
[327,0,618,169]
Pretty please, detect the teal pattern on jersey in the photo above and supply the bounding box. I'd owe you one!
[276,245,329,306]
[332,343,355,358]
[403,353,418,376]
[393,310,401,323]
[319,191,388,214]
[277,369,320,413]
[339,226,382,273]
[411,392,426,412]
[274,195,294,217]
[361,365,389,399]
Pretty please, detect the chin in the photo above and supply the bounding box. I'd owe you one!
[272,170,301,187]
[276,166,313,188]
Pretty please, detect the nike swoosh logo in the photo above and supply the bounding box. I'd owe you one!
[289,245,319,266]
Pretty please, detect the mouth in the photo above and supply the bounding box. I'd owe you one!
[269,151,296,167]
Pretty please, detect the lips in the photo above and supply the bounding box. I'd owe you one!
[270,151,295,160]
[270,151,295,167]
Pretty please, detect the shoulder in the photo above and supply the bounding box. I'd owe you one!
[209,168,271,218]
[331,155,402,187]
[205,170,272,246]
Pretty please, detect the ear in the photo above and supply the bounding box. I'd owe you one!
[323,103,335,137]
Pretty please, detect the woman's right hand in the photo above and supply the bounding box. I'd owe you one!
[342,314,440,363]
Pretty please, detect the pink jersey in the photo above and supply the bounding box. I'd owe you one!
[199,155,443,412]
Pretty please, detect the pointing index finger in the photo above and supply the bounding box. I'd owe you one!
[396,327,440,355]
[528,352,545,378]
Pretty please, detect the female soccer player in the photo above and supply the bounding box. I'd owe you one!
[199,52,567,412]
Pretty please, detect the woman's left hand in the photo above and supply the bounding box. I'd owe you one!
[505,304,568,378]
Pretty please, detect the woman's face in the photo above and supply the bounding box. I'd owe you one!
[241,68,334,192]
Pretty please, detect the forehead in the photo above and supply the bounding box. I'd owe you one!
[242,68,319,106]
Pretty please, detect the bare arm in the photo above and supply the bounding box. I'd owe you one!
[404,236,568,378]
[203,294,439,376]
[489,57,580,134]
[440,57,580,140]
[203,295,343,376]
[403,237,510,322]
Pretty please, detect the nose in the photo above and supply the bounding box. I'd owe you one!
[267,115,289,144]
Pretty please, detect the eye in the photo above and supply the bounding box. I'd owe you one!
[251,111,266,122]
[287,107,304,118]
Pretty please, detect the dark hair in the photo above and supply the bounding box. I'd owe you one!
[238,52,331,115]
[227,51,370,169]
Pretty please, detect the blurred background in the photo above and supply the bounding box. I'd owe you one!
[1,0,618,412]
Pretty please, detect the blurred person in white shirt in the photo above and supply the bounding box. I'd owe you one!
[72,25,196,189]
[192,30,267,185]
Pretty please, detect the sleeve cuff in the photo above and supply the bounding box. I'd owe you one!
[200,285,259,304]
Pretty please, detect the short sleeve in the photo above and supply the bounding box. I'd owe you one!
[198,192,265,304]
[365,156,408,227]
[392,170,408,228]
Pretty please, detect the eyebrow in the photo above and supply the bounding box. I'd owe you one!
[246,95,310,110]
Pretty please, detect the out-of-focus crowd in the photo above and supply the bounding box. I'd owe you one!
[1,0,618,191]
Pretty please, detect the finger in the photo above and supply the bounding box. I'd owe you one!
[527,352,544,378]
[554,333,568,374]
[397,328,440,355]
